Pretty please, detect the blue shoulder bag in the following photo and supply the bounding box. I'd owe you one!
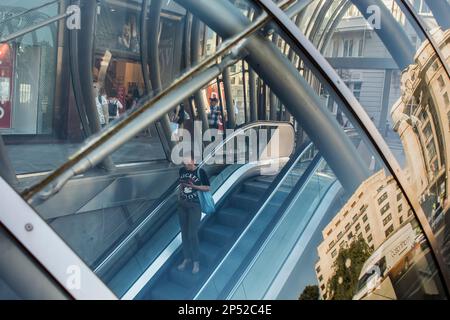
[196,168,215,215]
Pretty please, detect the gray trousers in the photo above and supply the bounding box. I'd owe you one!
[178,200,201,262]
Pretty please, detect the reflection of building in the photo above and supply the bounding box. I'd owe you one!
[315,170,411,299]
[324,0,437,133]
[391,28,450,222]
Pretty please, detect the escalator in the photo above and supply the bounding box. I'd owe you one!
[89,122,295,297]
[145,175,278,300]
[131,142,328,300]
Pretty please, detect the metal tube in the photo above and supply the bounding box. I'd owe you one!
[350,0,414,70]
[68,0,90,137]
[0,0,61,26]
[191,17,210,132]
[78,0,115,171]
[0,12,68,43]
[140,0,152,95]
[176,0,369,192]
[424,0,450,30]
[149,0,175,150]
[0,136,16,186]
[222,67,236,128]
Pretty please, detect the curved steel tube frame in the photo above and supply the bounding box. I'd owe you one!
[254,0,450,293]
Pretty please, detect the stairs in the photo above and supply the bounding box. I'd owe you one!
[142,175,276,299]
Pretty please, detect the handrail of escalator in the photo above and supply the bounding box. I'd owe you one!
[194,140,318,298]
[93,121,293,274]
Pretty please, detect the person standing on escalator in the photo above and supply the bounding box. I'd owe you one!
[177,154,210,275]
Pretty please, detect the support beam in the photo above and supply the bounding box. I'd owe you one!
[378,69,393,135]
[77,0,114,171]
[149,0,175,150]
[191,18,209,132]
[222,67,236,128]
[249,69,258,122]
[175,0,369,192]
[0,136,17,186]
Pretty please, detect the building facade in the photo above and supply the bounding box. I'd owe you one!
[315,169,411,299]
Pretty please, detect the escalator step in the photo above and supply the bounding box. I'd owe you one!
[169,265,206,288]
[150,281,190,300]
[199,242,222,266]
[216,208,248,227]
[229,193,260,210]
[201,224,235,246]
[243,181,270,195]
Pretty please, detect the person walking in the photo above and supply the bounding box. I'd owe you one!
[208,93,221,130]
[107,89,124,122]
[93,83,108,127]
[177,154,210,275]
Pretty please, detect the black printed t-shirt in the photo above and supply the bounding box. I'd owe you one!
[179,167,210,202]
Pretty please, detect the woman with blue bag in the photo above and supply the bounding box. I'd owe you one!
[177,154,214,274]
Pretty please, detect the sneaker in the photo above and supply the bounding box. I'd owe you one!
[177,259,191,271]
[192,261,200,274]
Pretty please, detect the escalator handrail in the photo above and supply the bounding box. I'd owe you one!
[194,141,317,298]
[93,121,293,274]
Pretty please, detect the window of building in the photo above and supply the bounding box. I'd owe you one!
[316,266,321,273]
[365,224,370,232]
[339,241,346,248]
[352,215,357,222]
[385,225,394,237]
[408,210,413,217]
[321,284,326,291]
[318,275,323,282]
[353,82,362,101]
[399,216,404,224]
[347,232,353,240]
[362,214,368,223]
[332,39,339,57]
[358,39,364,57]
[345,223,350,231]
[437,75,445,89]
[380,203,390,215]
[398,204,403,212]
[329,241,335,249]
[378,192,388,204]
[331,249,337,258]
[355,223,361,232]
[367,234,373,243]
[337,231,343,240]
[444,92,450,107]
[383,214,392,226]
[427,140,437,159]
[231,77,236,85]
[423,122,433,139]
[397,193,402,201]
[343,39,353,57]
[230,65,237,73]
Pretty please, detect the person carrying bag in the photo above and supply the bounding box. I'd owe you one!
[196,167,215,215]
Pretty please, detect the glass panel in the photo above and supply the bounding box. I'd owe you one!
[0,0,448,300]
